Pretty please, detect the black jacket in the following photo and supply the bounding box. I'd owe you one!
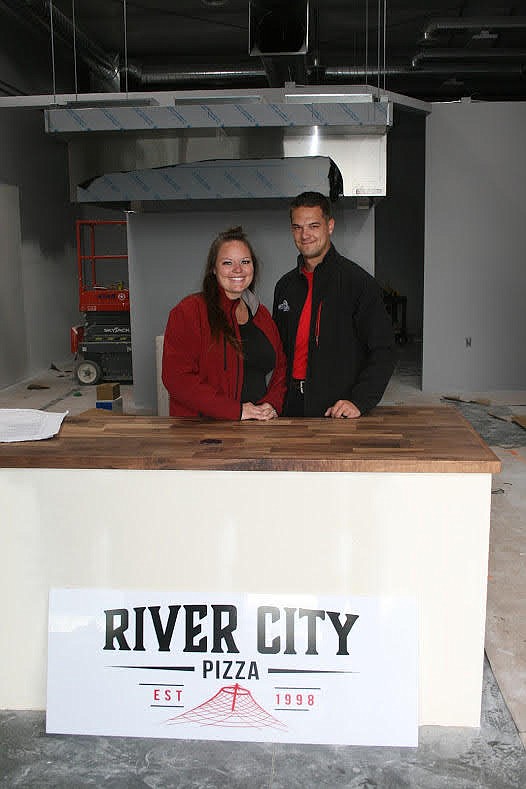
[273,244,396,417]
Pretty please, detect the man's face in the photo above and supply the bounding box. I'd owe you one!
[290,205,334,270]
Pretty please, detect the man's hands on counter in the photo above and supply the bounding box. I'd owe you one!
[325,400,361,419]
[241,399,361,420]
[241,402,278,421]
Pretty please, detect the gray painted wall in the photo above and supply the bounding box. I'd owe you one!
[0,184,27,385]
[128,200,375,412]
[0,109,78,388]
[0,19,80,390]
[423,101,526,392]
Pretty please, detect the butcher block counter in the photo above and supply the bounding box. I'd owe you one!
[0,405,500,729]
[0,405,501,473]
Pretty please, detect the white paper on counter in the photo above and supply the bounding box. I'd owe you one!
[0,409,68,442]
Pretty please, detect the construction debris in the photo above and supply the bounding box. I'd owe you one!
[442,391,526,407]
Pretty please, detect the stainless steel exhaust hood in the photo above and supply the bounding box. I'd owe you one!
[77,155,343,203]
[44,87,399,202]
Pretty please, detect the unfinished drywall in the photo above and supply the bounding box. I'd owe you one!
[423,101,526,393]
[127,200,375,413]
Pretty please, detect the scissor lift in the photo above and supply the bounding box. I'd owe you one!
[70,220,133,385]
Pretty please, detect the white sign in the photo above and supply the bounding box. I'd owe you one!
[47,589,418,746]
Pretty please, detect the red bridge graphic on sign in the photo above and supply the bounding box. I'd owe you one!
[166,684,287,730]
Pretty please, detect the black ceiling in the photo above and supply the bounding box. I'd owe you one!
[2,0,526,102]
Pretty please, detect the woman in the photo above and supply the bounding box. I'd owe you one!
[162,226,286,420]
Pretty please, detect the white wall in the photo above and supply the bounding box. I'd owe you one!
[423,101,526,392]
[128,200,375,412]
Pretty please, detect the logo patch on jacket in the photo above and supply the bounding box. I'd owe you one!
[277,299,290,312]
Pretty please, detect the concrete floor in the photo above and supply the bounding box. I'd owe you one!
[0,658,523,788]
[1,343,525,787]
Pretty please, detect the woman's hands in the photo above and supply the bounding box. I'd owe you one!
[241,402,278,421]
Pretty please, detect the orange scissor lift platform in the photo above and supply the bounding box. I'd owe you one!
[71,220,133,385]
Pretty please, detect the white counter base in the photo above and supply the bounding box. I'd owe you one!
[1,468,492,727]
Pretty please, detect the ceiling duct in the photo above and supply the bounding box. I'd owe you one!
[423,16,526,40]
[124,65,267,87]
[412,49,526,69]
[249,0,311,88]
[249,0,309,56]
[0,0,120,91]
[2,0,312,92]
[413,15,526,93]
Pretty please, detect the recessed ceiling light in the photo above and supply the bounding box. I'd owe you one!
[201,0,228,7]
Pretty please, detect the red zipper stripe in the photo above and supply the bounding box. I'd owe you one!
[315,301,322,347]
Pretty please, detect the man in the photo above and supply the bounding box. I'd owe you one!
[273,191,395,418]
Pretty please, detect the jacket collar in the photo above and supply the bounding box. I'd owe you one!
[218,286,260,317]
[296,243,337,276]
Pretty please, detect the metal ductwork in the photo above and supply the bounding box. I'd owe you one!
[1,0,312,91]
[2,2,526,102]
[13,1,522,96]
[414,16,526,89]
[410,63,525,75]
[423,16,526,40]
[249,0,310,56]
[412,49,526,69]
[128,64,394,89]
[259,55,309,89]
[249,1,311,89]
[124,65,268,86]
[0,0,120,90]
[131,63,519,89]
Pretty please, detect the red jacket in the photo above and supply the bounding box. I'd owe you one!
[162,289,287,419]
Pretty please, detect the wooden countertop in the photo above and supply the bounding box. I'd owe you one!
[0,406,501,473]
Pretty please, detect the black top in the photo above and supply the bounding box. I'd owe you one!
[240,313,276,403]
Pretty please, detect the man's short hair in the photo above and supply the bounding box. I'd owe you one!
[290,191,332,221]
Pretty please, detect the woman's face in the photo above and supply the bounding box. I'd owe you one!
[214,240,254,300]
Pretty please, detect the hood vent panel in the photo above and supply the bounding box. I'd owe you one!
[77,156,343,203]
